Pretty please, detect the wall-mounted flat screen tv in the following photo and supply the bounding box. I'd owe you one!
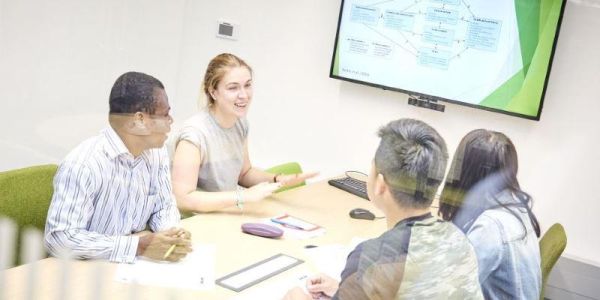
[330,0,566,120]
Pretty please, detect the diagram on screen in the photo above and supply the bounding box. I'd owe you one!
[333,0,565,119]
[335,0,523,106]
[345,0,502,69]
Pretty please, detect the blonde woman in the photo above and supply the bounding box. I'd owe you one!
[172,53,316,213]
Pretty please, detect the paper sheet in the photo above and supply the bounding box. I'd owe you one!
[114,244,215,290]
[230,269,310,300]
[304,237,367,281]
[303,244,348,281]
[231,238,368,299]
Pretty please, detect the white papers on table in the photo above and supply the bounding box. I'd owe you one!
[230,238,368,299]
[114,244,215,290]
[304,237,367,281]
[230,268,310,300]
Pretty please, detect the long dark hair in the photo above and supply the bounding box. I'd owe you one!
[438,129,540,237]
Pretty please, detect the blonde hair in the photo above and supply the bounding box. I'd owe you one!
[202,53,253,106]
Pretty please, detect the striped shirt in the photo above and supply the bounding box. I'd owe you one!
[44,127,180,263]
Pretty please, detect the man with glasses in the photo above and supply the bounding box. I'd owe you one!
[45,72,192,263]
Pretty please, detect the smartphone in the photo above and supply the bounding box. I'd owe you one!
[271,214,320,231]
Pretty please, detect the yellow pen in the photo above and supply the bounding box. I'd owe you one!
[163,229,186,260]
[163,244,177,260]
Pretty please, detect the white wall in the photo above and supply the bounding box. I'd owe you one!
[1,0,599,265]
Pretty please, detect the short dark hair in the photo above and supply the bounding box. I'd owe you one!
[109,72,165,114]
[374,119,448,208]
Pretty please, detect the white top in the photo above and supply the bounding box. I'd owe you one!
[44,127,180,263]
[174,109,249,192]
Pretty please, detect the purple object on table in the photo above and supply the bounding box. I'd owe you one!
[241,223,284,238]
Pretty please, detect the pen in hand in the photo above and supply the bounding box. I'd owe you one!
[163,229,187,260]
[163,244,177,260]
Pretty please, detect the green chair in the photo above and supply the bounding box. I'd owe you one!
[0,164,58,267]
[539,223,567,300]
[266,162,304,193]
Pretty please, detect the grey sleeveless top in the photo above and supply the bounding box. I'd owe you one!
[174,109,249,192]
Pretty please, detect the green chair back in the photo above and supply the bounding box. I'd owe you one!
[265,162,304,193]
[539,223,567,300]
[0,164,58,267]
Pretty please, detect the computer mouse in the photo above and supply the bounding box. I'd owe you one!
[241,223,283,238]
[349,208,376,220]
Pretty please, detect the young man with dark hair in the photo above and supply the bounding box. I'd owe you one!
[285,118,483,299]
[45,72,192,263]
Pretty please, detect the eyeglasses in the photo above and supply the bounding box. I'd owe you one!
[109,112,173,124]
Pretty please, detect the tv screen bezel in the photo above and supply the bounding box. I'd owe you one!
[329,0,567,121]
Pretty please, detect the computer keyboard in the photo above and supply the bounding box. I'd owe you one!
[328,177,369,200]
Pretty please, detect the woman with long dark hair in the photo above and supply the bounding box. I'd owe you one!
[439,129,541,299]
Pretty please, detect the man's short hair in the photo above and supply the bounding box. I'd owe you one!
[109,72,165,114]
[374,119,448,208]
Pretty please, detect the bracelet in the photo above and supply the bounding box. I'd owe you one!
[235,186,244,210]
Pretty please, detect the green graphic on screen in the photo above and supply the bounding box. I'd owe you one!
[331,0,565,120]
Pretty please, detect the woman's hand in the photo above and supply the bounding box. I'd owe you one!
[244,182,281,203]
[276,172,319,187]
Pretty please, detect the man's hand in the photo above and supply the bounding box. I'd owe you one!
[306,273,338,299]
[137,227,192,262]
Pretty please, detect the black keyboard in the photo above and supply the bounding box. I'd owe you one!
[328,177,369,200]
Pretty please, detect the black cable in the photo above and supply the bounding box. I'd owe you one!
[345,170,367,181]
